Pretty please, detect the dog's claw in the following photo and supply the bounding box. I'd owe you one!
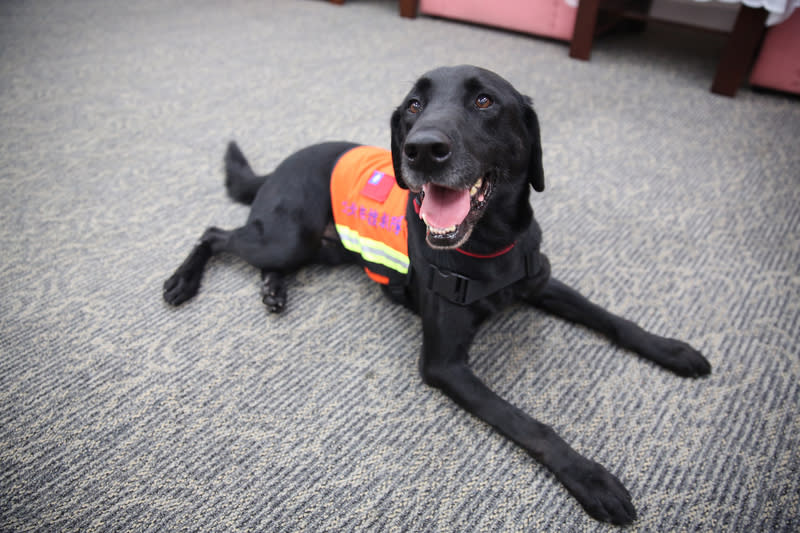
[559,457,637,525]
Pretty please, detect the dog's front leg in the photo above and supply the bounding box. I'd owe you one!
[418,294,636,525]
[526,278,711,377]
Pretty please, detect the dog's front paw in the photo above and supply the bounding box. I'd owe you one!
[558,457,637,525]
[163,270,201,306]
[644,335,711,378]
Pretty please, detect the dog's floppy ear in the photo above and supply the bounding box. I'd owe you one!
[390,108,409,190]
[523,96,545,193]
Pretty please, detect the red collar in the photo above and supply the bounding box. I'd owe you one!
[456,242,516,258]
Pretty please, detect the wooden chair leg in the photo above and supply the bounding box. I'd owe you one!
[711,5,767,96]
[399,0,418,18]
[570,0,602,60]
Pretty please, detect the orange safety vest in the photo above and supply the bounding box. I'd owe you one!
[331,146,410,286]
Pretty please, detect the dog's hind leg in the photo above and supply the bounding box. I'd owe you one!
[523,277,711,377]
[163,227,235,306]
[165,141,358,310]
[163,222,309,311]
[170,216,324,310]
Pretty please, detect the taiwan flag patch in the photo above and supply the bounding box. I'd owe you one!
[359,170,396,203]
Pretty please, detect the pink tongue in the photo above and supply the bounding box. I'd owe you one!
[420,183,471,229]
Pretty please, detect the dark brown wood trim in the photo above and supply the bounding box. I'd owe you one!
[399,0,418,18]
[570,0,602,60]
[711,5,768,96]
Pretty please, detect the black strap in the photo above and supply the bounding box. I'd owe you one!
[419,248,549,306]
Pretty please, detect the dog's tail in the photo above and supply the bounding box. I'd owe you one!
[224,141,268,205]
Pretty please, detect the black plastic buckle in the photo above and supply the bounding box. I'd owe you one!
[424,248,549,306]
[426,264,472,305]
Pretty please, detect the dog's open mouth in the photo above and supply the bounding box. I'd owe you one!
[418,175,492,249]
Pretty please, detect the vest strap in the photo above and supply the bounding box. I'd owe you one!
[417,248,550,306]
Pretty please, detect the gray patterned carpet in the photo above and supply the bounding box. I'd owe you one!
[1,0,798,531]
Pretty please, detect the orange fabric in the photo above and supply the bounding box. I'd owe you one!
[364,268,391,285]
[331,146,410,284]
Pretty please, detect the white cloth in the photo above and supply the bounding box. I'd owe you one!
[711,0,799,24]
[565,0,799,25]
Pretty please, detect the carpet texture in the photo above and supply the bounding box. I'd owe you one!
[1,0,798,531]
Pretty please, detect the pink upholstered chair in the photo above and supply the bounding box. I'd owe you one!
[417,0,577,41]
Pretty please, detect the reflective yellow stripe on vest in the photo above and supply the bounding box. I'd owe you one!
[335,224,409,275]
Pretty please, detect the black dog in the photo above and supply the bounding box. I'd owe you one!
[164,65,711,525]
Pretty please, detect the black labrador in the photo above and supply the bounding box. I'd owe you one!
[163,65,711,525]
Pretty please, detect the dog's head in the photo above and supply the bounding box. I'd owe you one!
[391,65,544,249]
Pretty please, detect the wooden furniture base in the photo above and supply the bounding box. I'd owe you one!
[329,0,418,18]
[569,0,767,97]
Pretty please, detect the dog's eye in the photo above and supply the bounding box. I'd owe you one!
[475,94,493,109]
[407,99,423,114]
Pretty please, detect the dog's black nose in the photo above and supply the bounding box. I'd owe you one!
[403,130,452,169]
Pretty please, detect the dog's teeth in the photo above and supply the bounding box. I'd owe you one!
[470,177,483,197]
[428,225,456,235]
